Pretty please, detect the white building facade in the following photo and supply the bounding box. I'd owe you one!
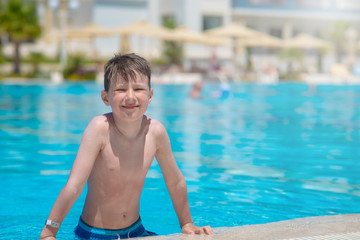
[34,0,360,72]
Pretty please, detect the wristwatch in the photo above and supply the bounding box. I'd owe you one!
[45,220,60,228]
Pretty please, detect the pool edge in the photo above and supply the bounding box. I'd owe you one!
[139,214,360,239]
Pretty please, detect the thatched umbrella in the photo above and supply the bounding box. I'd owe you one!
[237,32,283,71]
[283,34,332,49]
[166,26,208,44]
[205,22,260,39]
[161,26,228,67]
[284,34,333,73]
[113,20,172,39]
[237,32,283,48]
[166,26,227,46]
[66,23,114,57]
[67,23,113,38]
[112,20,172,55]
[205,23,262,71]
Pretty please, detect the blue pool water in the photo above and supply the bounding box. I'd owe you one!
[1,82,360,239]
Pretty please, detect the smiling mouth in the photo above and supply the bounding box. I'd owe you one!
[122,105,139,109]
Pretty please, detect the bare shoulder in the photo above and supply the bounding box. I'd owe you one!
[84,114,111,141]
[88,114,110,131]
[147,117,167,136]
[147,117,170,150]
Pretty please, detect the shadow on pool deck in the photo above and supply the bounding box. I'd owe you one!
[139,214,360,240]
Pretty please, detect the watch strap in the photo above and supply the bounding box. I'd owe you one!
[45,219,60,228]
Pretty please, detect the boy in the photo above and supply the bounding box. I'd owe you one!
[40,53,213,239]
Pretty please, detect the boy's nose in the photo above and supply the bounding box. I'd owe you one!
[125,88,135,100]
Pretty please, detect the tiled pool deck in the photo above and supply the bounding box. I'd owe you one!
[139,214,360,240]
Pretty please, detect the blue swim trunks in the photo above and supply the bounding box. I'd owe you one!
[74,217,157,239]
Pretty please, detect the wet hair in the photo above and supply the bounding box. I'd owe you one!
[103,53,151,91]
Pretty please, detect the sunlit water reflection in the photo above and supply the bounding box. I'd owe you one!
[1,82,359,239]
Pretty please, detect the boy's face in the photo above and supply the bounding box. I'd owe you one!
[101,72,153,121]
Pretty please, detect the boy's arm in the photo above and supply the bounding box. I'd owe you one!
[154,123,213,235]
[40,117,106,239]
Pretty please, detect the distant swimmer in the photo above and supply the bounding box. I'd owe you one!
[189,80,203,99]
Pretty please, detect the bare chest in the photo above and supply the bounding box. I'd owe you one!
[96,134,157,178]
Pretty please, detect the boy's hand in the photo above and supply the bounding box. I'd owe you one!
[181,222,214,235]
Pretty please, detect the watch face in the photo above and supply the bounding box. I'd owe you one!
[45,220,60,228]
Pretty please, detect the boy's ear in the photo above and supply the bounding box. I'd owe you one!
[101,90,110,106]
[149,88,153,103]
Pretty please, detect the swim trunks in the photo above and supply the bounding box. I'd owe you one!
[74,217,157,239]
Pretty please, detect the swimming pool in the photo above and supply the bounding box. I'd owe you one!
[1,82,359,239]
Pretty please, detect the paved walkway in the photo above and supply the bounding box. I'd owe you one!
[139,214,360,240]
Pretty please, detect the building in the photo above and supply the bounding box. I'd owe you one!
[27,0,360,73]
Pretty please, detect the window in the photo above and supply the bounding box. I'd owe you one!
[203,15,223,31]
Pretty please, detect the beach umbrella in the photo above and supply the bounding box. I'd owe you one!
[284,34,332,49]
[113,20,172,39]
[166,26,228,46]
[54,27,90,39]
[205,23,262,72]
[65,24,113,58]
[167,26,206,43]
[113,20,172,55]
[67,23,113,38]
[282,34,332,73]
[164,26,209,44]
[163,26,228,66]
[237,32,283,71]
[205,22,261,39]
[237,32,283,48]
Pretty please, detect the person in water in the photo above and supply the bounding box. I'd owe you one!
[40,53,214,240]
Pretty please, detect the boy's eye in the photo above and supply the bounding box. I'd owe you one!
[116,89,126,92]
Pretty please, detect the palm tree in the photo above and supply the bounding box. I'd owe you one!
[278,48,304,75]
[162,18,183,66]
[28,51,46,77]
[0,0,41,74]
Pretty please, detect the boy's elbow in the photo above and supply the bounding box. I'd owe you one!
[63,181,84,198]
[169,175,187,191]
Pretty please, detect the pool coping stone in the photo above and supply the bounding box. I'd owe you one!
[138,214,360,240]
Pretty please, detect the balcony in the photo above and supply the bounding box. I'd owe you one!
[231,0,360,19]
